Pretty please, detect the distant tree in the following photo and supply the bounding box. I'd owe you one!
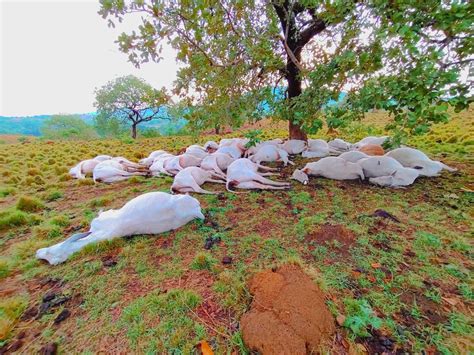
[100,1,473,141]
[94,75,170,139]
[41,115,98,140]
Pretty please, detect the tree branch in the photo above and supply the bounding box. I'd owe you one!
[297,18,326,48]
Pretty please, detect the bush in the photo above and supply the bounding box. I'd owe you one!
[0,210,30,230]
[0,187,16,198]
[41,115,98,140]
[46,190,63,201]
[0,295,28,340]
[16,196,44,212]
[59,173,71,182]
[32,224,62,239]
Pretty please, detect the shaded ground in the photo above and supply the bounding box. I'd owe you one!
[0,111,473,353]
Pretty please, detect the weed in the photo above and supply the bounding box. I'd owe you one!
[190,252,217,271]
[0,210,30,230]
[343,298,382,338]
[0,295,28,340]
[16,195,44,212]
[46,190,63,201]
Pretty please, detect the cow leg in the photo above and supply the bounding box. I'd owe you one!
[188,179,218,194]
[207,178,226,184]
[237,181,289,190]
[256,163,278,171]
[259,172,279,176]
[254,174,290,186]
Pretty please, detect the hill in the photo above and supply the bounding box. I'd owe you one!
[0,112,186,136]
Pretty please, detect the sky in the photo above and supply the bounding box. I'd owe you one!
[0,0,179,116]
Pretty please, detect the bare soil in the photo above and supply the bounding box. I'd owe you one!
[241,264,335,354]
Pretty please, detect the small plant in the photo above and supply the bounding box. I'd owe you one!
[46,190,63,201]
[190,252,217,271]
[0,187,16,198]
[16,196,44,212]
[59,173,72,181]
[343,298,382,338]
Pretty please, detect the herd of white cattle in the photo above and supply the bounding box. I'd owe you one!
[37,136,457,265]
[69,136,456,191]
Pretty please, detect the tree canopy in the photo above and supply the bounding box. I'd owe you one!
[94,75,170,138]
[41,115,98,140]
[99,0,473,141]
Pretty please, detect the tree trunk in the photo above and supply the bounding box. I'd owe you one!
[131,124,137,139]
[286,51,308,141]
[215,124,220,134]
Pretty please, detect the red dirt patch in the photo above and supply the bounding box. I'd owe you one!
[399,290,448,326]
[306,224,356,255]
[240,264,335,354]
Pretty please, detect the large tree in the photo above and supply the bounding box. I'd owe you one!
[99,1,473,140]
[94,75,169,138]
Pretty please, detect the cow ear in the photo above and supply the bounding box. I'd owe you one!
[98,209,104,215]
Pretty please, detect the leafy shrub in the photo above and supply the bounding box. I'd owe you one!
[343,298,382,337]
[16,196,44,212]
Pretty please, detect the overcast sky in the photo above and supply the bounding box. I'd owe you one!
[0,0,178,116]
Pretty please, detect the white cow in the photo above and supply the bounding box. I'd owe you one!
[369,168,420,188]
[357,156,404,178]
[328,138,352,154]
[245,140,282,157]
[339,151,369,163]
[36,192,205,265]
[291,157,364,184]
[69,155,112,179]
[386,147,457,177]
[204,141,219,152]
[250,144,294,166]
[354,136,389,149]
[93,160,148,183]
[171,167,225,194]
[200,153,235,178]
[112,157,145,171]
[152,154,202,176]
[302,139,330,158]
[279,140,306,155]
[149,153,175,176]
[216,145,245,159]
[185,145,209,159]
[140,150,167,167]
[226,158,290,191]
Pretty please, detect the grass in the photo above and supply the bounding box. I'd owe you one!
[0,109,472,352]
